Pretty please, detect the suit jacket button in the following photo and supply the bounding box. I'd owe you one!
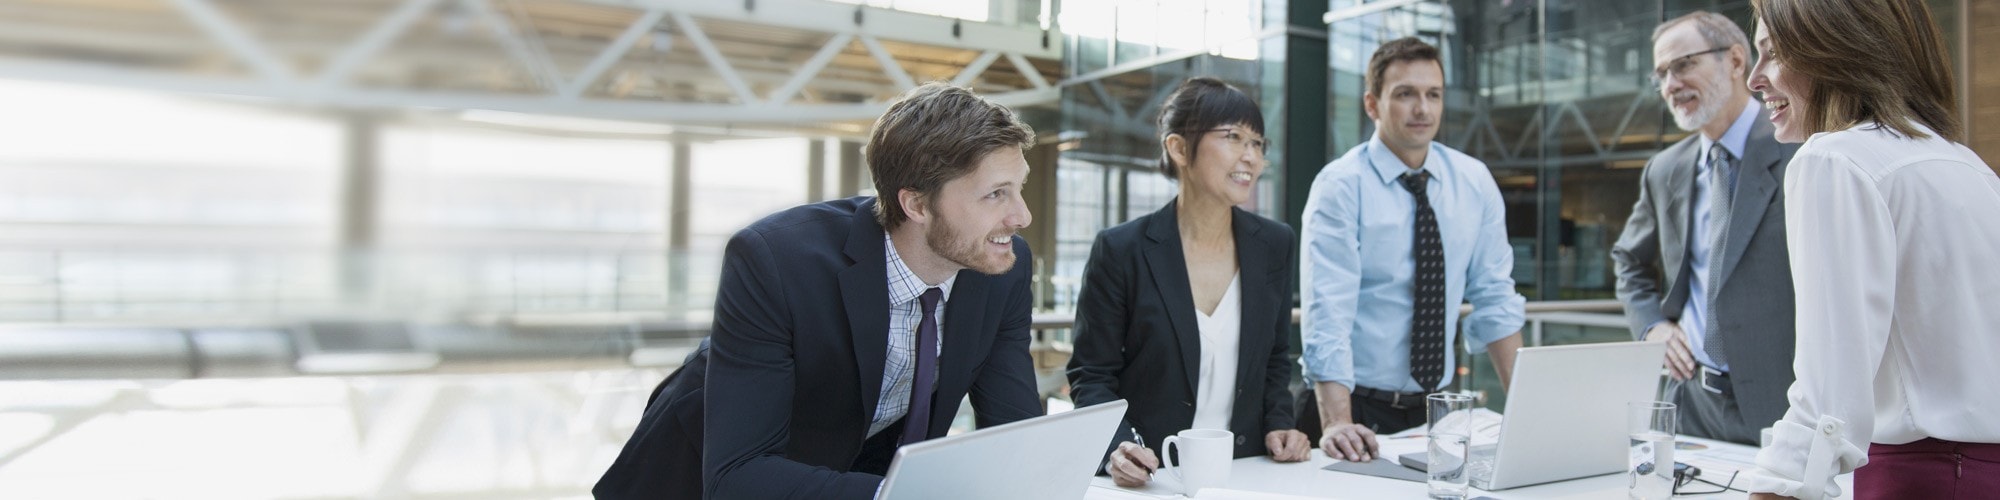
[1184,401,1193,407]
[1235,436,1246,445]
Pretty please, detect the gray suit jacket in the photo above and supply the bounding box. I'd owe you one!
[1609,109,1800,430]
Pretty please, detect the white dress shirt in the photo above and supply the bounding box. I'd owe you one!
[1191,273,1243,432]
[1741,122,2000,498]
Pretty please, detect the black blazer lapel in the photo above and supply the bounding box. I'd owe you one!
[932,270,991,431]
[1714,112,1782,289]
[1141,200,1203,398]
[1230,208,1273,390]
[838,201,892,426]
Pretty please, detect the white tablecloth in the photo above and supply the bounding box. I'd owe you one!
[1084,435,1851,500]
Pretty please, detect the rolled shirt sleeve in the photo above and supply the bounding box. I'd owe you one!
[1299,162,1362,389]
[1458,164,1526,352]
[1738,148,1886,498]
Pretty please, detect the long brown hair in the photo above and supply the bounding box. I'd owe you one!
[1752,0,1960,141]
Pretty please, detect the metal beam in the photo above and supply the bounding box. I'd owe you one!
[580,0,1061,59]
[461,0,562,91]
[0,58,1068,123]
[1322,0,1428,24]
[1055,24,1291,88]
[317,0,442,88]
[1005,52,1049,90]
[168,0,296,83]
[559,7,668,99]
[950,50,1002,87]
[768,33,854,106]
[671,12,758,104]
[1087,81,1128,121]
[859,35,917,91]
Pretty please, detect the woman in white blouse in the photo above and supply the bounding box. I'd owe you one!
[1743,0,2000,498]
[1067,77,1313,487]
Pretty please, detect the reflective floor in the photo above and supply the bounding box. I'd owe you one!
[0,369,668,499]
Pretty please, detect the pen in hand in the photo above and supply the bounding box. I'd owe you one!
[1130,427,1156,474]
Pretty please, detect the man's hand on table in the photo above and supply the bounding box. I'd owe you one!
[1319,423,1379,461]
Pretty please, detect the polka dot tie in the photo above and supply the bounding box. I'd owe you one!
[1401,171,1447,392]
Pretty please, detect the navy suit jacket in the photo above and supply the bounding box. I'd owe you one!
[594,197,1043,499]
[1066,199,1299,461]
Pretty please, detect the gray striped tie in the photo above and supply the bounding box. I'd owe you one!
[1702,142,1734,368]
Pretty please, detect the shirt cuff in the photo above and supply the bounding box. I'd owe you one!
[1742,417,1867,499]
[1640,320,1668,340]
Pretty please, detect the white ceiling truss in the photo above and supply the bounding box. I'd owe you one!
[0,0,1067,132]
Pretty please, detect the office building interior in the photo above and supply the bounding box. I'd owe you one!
[0,0,1993,497]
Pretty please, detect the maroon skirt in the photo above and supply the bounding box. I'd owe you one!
[1855,438,2000,499]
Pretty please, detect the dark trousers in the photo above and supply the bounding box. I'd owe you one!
[1856,438,2000,500]
[1672,369,1761,445]
[1294,387,1428,444]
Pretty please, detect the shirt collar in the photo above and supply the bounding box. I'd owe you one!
[1365,132,1446,186]
[883,233,956,307]
[1700,100,1761,162]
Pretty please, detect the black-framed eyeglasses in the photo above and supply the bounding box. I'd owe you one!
[1648,46,1732,89]
[1195,127,1269,154]
[1671,465,1741,496]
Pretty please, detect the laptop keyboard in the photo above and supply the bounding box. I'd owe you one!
[1467,448,1498,488]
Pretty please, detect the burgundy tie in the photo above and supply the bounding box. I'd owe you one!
[900,287,944,445]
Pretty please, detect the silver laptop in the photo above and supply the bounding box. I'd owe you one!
[1402,341,1665,490]
[876,399,1127,500]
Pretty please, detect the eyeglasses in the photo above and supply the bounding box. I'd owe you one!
[1670,465,1740,496]
[1197,127,1269,155]
[1648,47,1731,90]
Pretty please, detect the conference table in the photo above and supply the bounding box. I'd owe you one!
[1083,435,1853,500]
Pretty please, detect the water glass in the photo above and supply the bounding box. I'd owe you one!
[1627,401,1677,500]
[1426,393,1475,499]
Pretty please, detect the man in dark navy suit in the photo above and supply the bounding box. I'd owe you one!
[594,82,1044,499]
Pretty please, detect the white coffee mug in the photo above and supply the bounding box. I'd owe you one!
[1159,428,1233,497]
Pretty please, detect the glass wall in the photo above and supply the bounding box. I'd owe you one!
[1326,0,1758,303]
[0,79,821,323]
[1049,0,1286,312]
[1325,0,1774,405]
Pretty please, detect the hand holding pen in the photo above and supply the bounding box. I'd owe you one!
[1108,426,1161,487]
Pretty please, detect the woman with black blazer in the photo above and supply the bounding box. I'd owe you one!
[1066,77,1311,487]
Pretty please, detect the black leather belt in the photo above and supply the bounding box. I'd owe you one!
[1352,386,1430,410]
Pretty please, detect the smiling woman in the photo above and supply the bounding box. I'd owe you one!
[1737,1,2000,499]
[1067,77,1310,490]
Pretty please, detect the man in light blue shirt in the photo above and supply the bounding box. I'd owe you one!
[1298,37,1525,462]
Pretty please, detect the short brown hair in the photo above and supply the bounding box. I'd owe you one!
[865,82,1035,230]
[1752,0,1959,141]
[1365,37,1442,98]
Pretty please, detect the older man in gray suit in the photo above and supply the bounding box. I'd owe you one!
[1610,11,1799,445]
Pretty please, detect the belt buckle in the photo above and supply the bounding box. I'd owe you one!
[1389,391,1418,410]
[1699,366,1726,394]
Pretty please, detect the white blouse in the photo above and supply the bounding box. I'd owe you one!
[1190,273,1243,433]
[1741,122,2000,498]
